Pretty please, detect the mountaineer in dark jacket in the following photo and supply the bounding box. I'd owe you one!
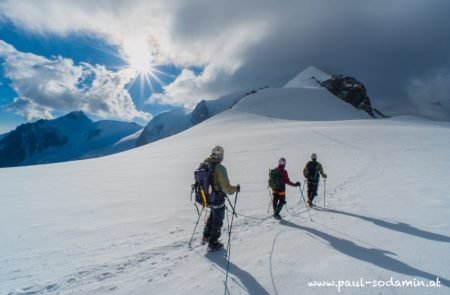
[303,153,327,208]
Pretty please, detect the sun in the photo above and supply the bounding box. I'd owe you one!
[123,37,155,75]
[122,36,170,97]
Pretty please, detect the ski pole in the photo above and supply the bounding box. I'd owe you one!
[298,186,313,222]
[226,196,238,218]
[188,205,205,247]
[324,179,327,207]
[190,185,201,216]
[299,180,306,205]
[190,184,195,202]
[224,191,239,294]
[267,189,273,213]
[194,202,200,216]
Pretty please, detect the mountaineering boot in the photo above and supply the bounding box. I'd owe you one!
[208,240,224,251]
[201,236,209,245]
[307,200,313,208]
[273,214,281,220]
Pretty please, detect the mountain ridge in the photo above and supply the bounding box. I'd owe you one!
[0,111,142,168]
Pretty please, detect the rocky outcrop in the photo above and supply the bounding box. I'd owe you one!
[190,100,210,125]
[0,120,68,167]
[321,75,375,117]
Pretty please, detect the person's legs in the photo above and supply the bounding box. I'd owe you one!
[272,192,280,212]
[202,208,214,242]
[209,206,225,245]
[275,194,286,215]
[310,183,318,202]
[307,182,314,207]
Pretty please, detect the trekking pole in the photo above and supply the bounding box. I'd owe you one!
[226,197,238,218]
[224,191,239,294]
[190,185,200,216]
[299,180,306,205]
[267,188,273,213]
[298,186,313,222]
[324,179,327,207]
[188,206,205,247]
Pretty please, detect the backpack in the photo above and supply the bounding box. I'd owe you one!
[268,168,282,190]
[306,161,319,182]
[193,162,217,206]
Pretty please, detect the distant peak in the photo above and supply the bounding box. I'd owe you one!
[284,66,332,89]
[63,111,91,121]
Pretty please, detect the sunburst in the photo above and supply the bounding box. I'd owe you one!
[122,37,171,98]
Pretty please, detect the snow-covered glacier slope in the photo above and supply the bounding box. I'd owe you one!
[1,86,449,295]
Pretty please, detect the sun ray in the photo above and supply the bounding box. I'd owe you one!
[147,70,165,87]
[121,36,175,98]
[151,67,177,79]
[143,72,155,94]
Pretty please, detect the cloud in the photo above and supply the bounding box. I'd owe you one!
[406,68,450,121]
[148,64,242,107]
[5,97,54,121]
[0,40,151,122]
[1,0,450,119]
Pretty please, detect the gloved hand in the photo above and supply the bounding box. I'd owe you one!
[324,174,327,179]
[236,184,241,192]
[295,181,301,187]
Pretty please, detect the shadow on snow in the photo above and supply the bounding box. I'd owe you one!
[316,207,450,243]
[280,219,450,288]
[205,250,270,295]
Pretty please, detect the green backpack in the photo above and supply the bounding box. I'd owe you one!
[268,168,282,190]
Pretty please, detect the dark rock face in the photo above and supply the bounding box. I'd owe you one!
[190,100,209,125]
[0,121,68,168]
[321,75,375,118]
[0,110,143,168]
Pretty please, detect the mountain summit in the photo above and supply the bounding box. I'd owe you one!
[285,66,387,118]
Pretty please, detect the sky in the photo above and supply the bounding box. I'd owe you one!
[1,0,450,133]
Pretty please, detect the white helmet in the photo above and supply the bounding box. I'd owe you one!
[211,145,224,160]
[311,153,317,160]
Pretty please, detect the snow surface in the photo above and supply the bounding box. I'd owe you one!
[1,86,450,295]
[284,66,332,88]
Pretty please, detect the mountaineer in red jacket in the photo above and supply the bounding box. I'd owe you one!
[271,157,300,219]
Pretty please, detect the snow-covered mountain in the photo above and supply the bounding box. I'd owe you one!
[0,111,142,167]
[284,65,332,88]
[136,90,258,146]
[285,66,387,118]
[137,65,385,148]
[1,78,449,294]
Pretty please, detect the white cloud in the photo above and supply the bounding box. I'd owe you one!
[406,69,450,121]
[149,66,227,108]
[0,40,151,122]
[6,97,54,121]
[1,0,450,119]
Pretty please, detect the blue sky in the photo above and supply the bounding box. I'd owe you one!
[0,21,185,133]
[1,0,450,134]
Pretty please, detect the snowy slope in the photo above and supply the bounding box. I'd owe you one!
[284,66,332,88]
[234,87,370,121]
[136,90,249,146]
[135,108,194,146]
[1,88,450,294]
